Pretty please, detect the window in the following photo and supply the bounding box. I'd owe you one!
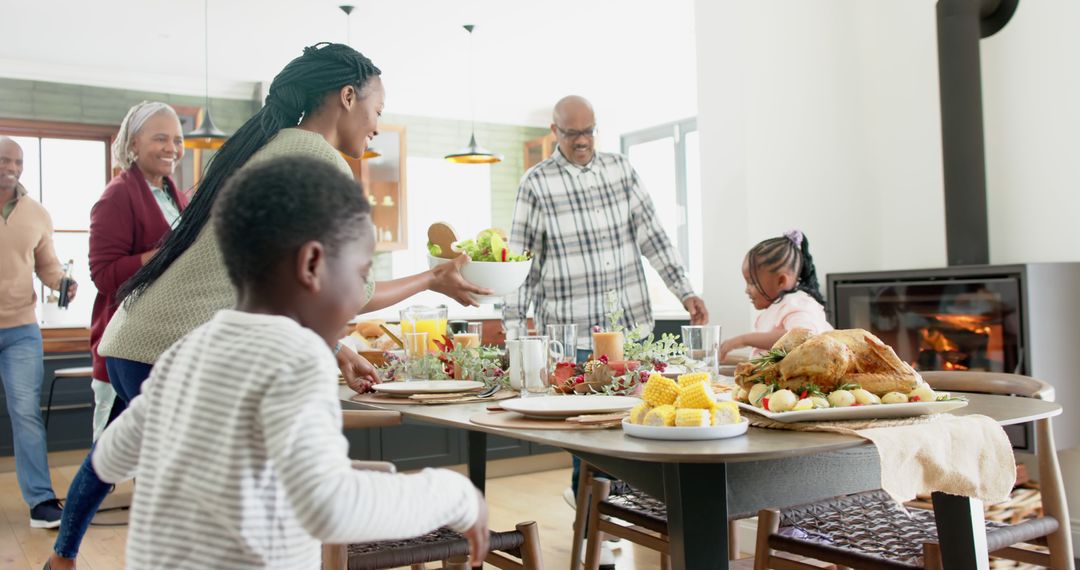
[0,120,114,328]
[621,118,702,317]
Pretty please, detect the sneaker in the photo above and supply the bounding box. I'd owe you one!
[30,498,63,529]
[563,487,578,510]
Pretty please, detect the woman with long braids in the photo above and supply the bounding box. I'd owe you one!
[46,43,489,570]
[718,229,833,360]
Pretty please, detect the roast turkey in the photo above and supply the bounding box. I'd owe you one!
[736,328,922,395]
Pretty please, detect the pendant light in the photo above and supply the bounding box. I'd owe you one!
[185,0,229,149]
[445,24,503,164]
[339,4,381,160]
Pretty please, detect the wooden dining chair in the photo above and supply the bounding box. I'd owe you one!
[751,371,1075,570]
[325,409,546,570]
[572,463,836,570]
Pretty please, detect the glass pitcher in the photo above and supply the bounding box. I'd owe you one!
[399,305,449,353]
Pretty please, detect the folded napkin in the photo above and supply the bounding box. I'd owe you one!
[746,412,1016,504]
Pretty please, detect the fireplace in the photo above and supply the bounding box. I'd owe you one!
[828,263,1080,451]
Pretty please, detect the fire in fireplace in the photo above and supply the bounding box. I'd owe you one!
[827,263,1080,452]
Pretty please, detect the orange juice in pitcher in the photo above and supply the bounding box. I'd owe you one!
[399,306,449,352]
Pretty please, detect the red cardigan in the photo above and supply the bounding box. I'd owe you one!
[89,167,189,382]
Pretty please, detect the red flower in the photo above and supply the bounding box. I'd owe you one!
[433,334,455,353]
[639,370,651,383]
[573,375,585,385]
[652,361,668,373]
[599,354,609,365]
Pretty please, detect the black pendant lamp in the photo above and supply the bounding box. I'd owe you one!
[340,4,380,160]
[185,0,229,149]
[445,25,502,164]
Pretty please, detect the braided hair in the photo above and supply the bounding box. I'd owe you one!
[746,230,826,307]
[117,43,381,303]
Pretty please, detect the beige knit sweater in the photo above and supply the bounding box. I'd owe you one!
[99,128,372,364]
[0,183,65,328]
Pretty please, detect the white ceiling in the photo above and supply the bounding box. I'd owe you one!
[1,0,699,133]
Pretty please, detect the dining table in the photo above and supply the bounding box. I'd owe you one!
[339,386,1061,570]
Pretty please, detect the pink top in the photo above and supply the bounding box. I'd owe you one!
[752,290,833,354]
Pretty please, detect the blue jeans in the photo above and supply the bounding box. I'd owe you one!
[54,357,151,559]
[0,324,55,507]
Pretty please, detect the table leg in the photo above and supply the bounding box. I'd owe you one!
[931,491,989,570]
[663,463,729,570]
[467,431,487,494]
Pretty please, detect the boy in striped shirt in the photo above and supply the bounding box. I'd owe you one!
[89,157,488,569]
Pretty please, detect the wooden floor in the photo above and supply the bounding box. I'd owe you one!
[0,453,668,569]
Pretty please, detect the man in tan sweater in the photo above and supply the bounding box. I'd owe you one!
[0,137,77,528]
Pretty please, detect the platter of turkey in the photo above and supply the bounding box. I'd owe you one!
[734,328,967,423]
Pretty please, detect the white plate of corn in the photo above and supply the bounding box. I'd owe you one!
[622,417,749,441]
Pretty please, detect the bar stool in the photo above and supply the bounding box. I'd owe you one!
[44,366,93,430]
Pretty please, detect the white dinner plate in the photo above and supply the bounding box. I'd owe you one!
[736,399,968,423]
[500,395,642,419]
[621,417,749,441]
[372,380,485,396]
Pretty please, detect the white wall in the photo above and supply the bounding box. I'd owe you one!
[697,0,1080,544]
[695,0,946,337]
[982,0,1080,265]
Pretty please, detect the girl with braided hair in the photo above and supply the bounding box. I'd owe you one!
[48,43,489,570]
[719,230,833,360]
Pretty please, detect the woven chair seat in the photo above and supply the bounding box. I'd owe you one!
[597,484,668,534]
[345,527,525,569]
[769,489,1059,569]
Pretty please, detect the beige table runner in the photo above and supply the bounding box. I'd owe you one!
[744,411,1016,504]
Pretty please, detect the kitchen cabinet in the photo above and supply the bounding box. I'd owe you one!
[524,132,556,170]
[344,124,407,252]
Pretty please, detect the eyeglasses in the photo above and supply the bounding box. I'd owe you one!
[555,126,597,139]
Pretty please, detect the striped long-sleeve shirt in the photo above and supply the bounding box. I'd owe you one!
[503,148,695,345]
[93,310,479,570]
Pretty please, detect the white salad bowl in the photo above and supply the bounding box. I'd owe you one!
[428,254,533,304]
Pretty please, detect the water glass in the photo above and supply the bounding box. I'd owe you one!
[504,323,529,341]
[545,324,578,363]
[514,336,563,397]
[403,331,429,381]
[681,325,721,376]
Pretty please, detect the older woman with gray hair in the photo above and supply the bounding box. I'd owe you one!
[87,101,189,438]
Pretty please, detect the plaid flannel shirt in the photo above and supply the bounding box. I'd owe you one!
[503,148,695,346]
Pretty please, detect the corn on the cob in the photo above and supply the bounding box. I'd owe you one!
[677,372,710,389]
[673,381,714,409]
[675,408,711,427]
[628,402,653,424]
[643,404,677,426]
[642,374,680,406]
[711,401,741,425]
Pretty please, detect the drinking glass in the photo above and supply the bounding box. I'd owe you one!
[514,336,564,397]
[399,305,448,352]
[403,331,430,381]
[452,323,483,379]
[504,323,529,341]
[545,324,578,363]
[681,325,721,377]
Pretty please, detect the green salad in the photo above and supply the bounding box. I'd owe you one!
[428,229,531,262]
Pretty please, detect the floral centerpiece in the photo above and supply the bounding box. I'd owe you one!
[553,291,687,396]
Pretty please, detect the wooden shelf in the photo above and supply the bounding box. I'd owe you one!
[344,124,408,251]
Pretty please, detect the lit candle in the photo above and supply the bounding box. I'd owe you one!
[592,331,625,362]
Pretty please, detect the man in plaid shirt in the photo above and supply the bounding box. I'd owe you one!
[504,95,709,350]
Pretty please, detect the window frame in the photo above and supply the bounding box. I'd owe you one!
[620,117,699,276]
[0,119,116,327]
